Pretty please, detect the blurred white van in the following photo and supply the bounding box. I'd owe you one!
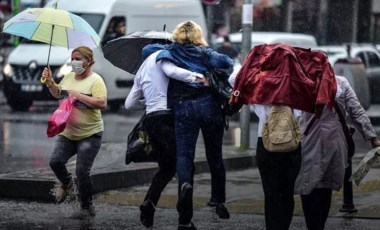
[3,0,207,111]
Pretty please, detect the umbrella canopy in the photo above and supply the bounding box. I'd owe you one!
[2,7,101,49]
[103,30,172,74]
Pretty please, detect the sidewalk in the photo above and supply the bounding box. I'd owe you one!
[1,105,380,222]
[92,151,380,220]
[0,143,255,201]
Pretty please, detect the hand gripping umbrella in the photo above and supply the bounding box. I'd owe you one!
[1,2,101,83]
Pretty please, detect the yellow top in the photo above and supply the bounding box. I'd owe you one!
[59,72,107,140]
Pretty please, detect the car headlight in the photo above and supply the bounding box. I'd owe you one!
[56,63,72,78]
[3,63,13,77]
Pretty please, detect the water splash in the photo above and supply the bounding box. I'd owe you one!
[49,177,80,206]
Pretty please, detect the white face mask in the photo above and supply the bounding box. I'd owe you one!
[71,60,86,75]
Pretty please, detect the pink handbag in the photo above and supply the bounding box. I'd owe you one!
[47,97,76,138]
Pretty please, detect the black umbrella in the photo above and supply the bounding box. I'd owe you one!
[103,30,173,74]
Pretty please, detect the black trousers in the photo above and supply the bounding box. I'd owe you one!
[143,111,177,206]
[256,137,302,230]
[301,188,332,230]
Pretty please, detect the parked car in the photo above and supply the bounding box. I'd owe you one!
[315,44,380,103]
[212,31,318,52]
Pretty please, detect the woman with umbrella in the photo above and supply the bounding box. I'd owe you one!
[42,46,107,219]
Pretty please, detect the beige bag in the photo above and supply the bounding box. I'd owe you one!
[262,105,301,152]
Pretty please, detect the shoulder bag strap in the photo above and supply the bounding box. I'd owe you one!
[305,102,352,137]
[333,101,351,135]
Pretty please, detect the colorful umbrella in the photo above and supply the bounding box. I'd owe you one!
[1,6,101,68]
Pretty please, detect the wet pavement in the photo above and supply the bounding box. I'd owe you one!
[0,136,380,229]
[1,164,380,229]
[1,200,380,230]
[0,101,257,174]
[2,94,380,228]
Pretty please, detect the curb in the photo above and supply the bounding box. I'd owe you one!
[93,154,255,193]
[0,153,255,202]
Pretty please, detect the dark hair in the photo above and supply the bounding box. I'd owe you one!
[223,35,231,43]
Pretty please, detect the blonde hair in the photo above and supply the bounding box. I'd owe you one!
[172,21,208,46]
[72,46,95,66]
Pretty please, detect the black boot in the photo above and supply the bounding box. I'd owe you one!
[140,199,156,228]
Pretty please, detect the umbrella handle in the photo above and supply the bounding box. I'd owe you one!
[41,66,52,84]
[40,76,47,84]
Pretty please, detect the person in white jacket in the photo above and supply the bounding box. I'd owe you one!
[124,49,206,229]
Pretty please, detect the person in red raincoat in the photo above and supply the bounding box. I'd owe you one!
[229,44,337,230]
[231,43,337,115]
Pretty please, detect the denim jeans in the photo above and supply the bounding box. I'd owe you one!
[256,137,301,230]
[49,133,102,208]
[142,111,177,206]
[174,95,226,224]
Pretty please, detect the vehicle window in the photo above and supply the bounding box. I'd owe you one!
[356,52,367,68]
[73,13,104,33]
[366,51,380,68]
[102,16,126,46]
